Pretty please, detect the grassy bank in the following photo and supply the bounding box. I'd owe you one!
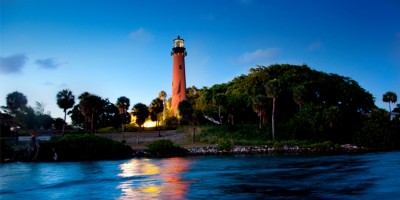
[178,124,343,149]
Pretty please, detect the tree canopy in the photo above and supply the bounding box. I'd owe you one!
[189,64,376,142]
[3,63,393,148]
[56,89,75,136]
[132,103,149,130]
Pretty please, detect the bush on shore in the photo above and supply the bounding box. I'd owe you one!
[145,139,188,157]
[0,140,14,163]
[39,134,132,161]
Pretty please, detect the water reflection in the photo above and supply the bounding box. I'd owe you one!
[117,157,191,199]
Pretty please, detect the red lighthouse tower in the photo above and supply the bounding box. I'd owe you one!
[171,36,187,116]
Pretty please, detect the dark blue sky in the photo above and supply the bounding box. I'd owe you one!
[1,0,399,121]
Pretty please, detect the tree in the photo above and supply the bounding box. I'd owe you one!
[187,86,200,104]
[178,100,193,122]
[383,91,397,116]
[158,90,167,100]
[214,93,226,124]
[132,103,149,144]
[252,95,268,129]
[132,103,149,130]
[116,96,130,134]
[292,85,307,109]
[5,91,28,120]
[98,98,120,129]
[33,102,53,130]
[79,93,103,133]
[56,89,75,136]
[158,91,167,120]
[34,101,46,116]
[266,79,281,140]
[178,100,198,143]
[149,98,164,137]
[68,105,85,129]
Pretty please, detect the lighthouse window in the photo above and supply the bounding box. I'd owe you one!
[174,40,184,48]
[179,65,182,69]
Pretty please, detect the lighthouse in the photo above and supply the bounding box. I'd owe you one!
[171,36,187,116]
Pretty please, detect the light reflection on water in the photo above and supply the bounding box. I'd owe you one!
[117,157,191,199]
[1,152,400,199]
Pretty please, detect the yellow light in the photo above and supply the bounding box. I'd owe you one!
[141,186,160,193]
[117,158,191,199]
[143,121,156,128]
[129,115,157,128]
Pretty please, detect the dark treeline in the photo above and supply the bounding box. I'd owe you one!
[1,64,399,149]
[180,64,399,149]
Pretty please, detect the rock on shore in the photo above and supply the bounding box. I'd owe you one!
[186,144,362,155]
[132,144,364,157]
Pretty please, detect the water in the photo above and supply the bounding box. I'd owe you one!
[1,152,399,199]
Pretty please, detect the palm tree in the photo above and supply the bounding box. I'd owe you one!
[252,95,267,130]
[292,85,306,109]
[132,103,149,144]
[56,89,75,136]
[214,93,226,125]
[79,94,103,133]
[266,79,281,140]
[158,91,167,120]
[149,98,164,137]
[116,96,130,135]
[383,91,397,116]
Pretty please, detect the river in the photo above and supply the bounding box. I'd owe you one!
[1,151,399,199]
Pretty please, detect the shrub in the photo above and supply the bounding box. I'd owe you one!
[145,139,187,157]
[38,134,132,161]
[308,141,335,150]
[125,124,139,132]
[353,112,400,149]
[196,124,269,145]
[165,116,179,128]
[97,126,117,133]
[0,140,14,162]
[217,139,233,151]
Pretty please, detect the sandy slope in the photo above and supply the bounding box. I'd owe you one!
[96,130,211,150]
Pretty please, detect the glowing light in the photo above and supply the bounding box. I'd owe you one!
[118,159,159,178]
[141,186,160,193]
[117,158,192,199]
[143,121,156,128]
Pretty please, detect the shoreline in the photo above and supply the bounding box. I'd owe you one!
[132,144,382,158]
[0,144,388,163]
[0,131,391,162]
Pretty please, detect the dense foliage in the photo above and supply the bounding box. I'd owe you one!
[69,92,121,132]
[178,64,400,149]
[1,64,399,151]
[353,109,400,149]
[39,134,132,161]
[1,92,58,134]
[145,139,188,157]
[0,140,14,162]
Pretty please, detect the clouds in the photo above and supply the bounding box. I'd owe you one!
[129,28,154,42]
[0,53,65,75]
[42,81,68,88]
[239,48,281,63]
[35,58,63,70]
[0,53,28,74]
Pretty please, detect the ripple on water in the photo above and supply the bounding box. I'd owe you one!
[1,152,400,199]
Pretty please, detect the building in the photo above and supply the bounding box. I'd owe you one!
[171,36,187,116]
